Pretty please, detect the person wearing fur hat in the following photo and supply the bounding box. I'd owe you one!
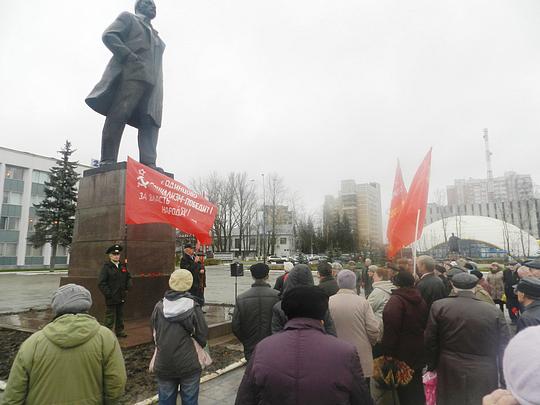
[151,269,209,405]
[3,284,126,404]
[98,244,132,337]
[483,325,540,404]
[235,286,373,405]
[233,263,280,360]
[425,272,510,405]
[271,264,336,336]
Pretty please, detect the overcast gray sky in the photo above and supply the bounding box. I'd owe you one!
[2,0,540,222]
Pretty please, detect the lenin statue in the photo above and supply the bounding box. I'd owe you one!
[86,0,165,169]
[448,233,460,254]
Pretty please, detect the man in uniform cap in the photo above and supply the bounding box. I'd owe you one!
[520,259,540,278]
[180,242,205,303]
[515,277,540,333]
[98,244,132,337]
[232,263,280,360]
[425,272,510,405]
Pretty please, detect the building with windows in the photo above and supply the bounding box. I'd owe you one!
[0,147,89,268]
[426,199,540,240]
[447,172,534,205]
[324,180,383,249]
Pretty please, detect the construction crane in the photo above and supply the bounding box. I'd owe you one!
[483,128,495,202]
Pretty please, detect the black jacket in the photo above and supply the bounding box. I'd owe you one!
[151,290,208,379]
[232,280,280,360]
[318,277,339,297]
[98,261,132,305]
[180,252,203,293]
[517,300,540,333]
[416,273,447,311]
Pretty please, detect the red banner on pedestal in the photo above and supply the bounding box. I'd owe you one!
[125,157,217,244]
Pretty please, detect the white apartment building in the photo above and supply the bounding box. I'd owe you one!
[0,147,89,268]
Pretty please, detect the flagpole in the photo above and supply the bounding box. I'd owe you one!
[412,208,421,277]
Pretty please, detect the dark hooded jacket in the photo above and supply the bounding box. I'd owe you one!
[271,264,336,336]
[151,290,208,379]
[235,318,373,405]
[318,276,340,297]
[381,287,428,370]
[424,291,510,405]
[232,279,280,360]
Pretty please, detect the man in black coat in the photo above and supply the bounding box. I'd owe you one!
[516,277,540,333]
[317,261,339,297]
[180,243,205,303]
[98,244,132,337]
[232,263,280,360]
[416,255,448,311]
[503,264,520,323]
[86,0,165,168]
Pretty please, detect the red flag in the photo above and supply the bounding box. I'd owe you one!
[387,161,408,258]
[390,149,432,255]
[125,157,217,244]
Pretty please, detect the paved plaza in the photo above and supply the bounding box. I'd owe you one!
[0,265,287,314]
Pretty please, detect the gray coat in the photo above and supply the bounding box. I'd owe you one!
[232,280,280,360]
[151,291,208,379]
[86,12,165,128]
[425,291,510,405]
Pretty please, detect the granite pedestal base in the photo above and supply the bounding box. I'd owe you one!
[61,162,175,321]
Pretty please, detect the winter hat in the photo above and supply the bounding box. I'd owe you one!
[516,278,540,299]
[250,263,270,279]
[282,286,328,320]
[169,269,193,292]
[283,261,294,272]
[470,270,484,280]
[447,266,466,280]
[451,272,479,289]
[393,271,415,288]
[317,261,332,277]
[51,284,92,316]
[503,325,540,405]
[283,264,314,293]
[337,269,356,290]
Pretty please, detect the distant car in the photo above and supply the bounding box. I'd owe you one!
[267,256,286,264]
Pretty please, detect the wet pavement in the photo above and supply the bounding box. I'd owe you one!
[0,265,285,315]
[199,366,245,405]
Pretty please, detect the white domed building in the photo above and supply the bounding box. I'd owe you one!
[417,215,539,259]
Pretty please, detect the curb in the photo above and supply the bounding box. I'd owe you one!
[133,358,246,405]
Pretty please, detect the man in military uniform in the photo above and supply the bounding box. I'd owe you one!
[98,244,132,337]
[180,243,205,303]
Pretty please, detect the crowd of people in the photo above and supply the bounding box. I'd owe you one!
[4,250,540,404]
[233,256,540,405]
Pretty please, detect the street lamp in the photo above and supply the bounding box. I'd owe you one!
[261,173,266,263]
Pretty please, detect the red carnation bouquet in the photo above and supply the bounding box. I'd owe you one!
[372,356,414,404]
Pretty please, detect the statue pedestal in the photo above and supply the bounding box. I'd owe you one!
[61,162,175,321]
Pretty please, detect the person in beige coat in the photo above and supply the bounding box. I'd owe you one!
[329,269,380,385]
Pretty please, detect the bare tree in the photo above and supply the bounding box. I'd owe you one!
[232,172,257,259]
[266,173,286,255]
[434,189,449,244]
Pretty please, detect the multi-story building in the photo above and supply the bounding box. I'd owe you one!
[425,199,540,239]
[447,172,534,205]
[324,180,383,249]
[0,147,89,268]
